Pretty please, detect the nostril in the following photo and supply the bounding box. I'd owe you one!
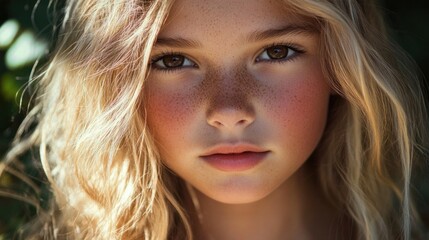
[208,116,252,130]
[206,107,255,130]
[237,119,247,125]
[214,120,223,127]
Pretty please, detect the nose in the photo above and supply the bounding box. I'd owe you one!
[205,67,256,131]
[207,107,255,130]
[206,84,256,131]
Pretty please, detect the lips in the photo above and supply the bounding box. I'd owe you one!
[200,143,270,172]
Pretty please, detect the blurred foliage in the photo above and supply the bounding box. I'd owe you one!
[0,0,428,238]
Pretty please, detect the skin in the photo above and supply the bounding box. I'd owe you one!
[145,0,341,239]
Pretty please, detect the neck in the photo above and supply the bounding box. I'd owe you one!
[186,164,350,240]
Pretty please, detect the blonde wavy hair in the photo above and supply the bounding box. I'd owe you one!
[1,0,428,239]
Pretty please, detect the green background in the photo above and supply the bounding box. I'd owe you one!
[0,0,428,238]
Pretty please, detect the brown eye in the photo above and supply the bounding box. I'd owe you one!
[163,55,185,68]
[256,44,302,62]
[152,54,196,70]
[266,46,289,59]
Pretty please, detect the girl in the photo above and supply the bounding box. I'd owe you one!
[2,0,428,239]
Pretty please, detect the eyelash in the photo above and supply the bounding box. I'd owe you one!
[256,42,306,63]
[150,51,196,73]
[150,42,306,72]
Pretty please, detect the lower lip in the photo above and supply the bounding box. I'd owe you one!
[201,151,269,172]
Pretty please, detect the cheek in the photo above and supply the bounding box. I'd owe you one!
[262,69,330,154]
[145,83,199,147]
[271,81,329,127]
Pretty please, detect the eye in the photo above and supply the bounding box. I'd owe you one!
[255,45,303,62]
[152,54,196,69]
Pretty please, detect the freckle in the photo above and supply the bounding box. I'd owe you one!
[196,69,214,104]
[203,66,260,115]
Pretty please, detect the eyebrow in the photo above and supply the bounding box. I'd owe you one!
[154,24,318,48]
[154,37,201,48]
[246,24,318,42]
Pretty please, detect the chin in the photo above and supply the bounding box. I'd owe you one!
[199,180,275,204]
[212,195,268,205]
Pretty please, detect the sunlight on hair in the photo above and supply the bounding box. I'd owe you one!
[1,0,427,239]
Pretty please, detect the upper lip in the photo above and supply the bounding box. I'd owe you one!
[200,143,269,156]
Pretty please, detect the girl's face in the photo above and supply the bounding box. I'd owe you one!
[145,0,331,204]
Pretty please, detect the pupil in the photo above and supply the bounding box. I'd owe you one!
[164,55,184,67]
[267,46,288,59]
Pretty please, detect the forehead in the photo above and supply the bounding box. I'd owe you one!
[158,0,312,39]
